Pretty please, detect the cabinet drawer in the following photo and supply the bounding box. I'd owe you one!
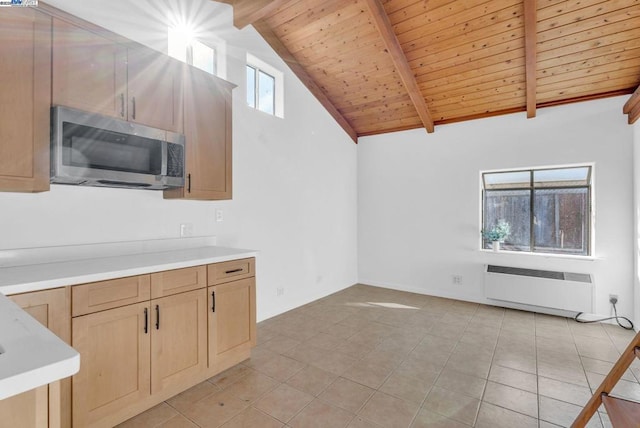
[151,265,206,299]
[72,275,150,317]
[208,258,255,285]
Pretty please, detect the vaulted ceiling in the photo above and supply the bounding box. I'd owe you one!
[220,0,640,142]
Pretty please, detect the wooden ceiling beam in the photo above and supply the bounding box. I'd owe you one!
[364,0,434,133]
[524,0,537,118]
[252,19,358,143]
[623,84,640,124]
[217,0,290,29]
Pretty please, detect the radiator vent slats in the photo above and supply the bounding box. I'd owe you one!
[487,265,592,283]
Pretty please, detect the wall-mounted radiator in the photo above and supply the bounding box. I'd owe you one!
[484,265,593,313]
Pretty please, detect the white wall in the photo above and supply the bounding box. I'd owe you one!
[0,0,358,321]
[358,97,635,321]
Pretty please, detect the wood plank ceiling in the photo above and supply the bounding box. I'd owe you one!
[220,0,640,141]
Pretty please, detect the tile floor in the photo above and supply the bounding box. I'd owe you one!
[117,284,640,428]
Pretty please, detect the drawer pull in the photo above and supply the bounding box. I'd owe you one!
[144,307,148,334]
[225,268,244,274]
[155,304,160,330]
[211,291,216,313]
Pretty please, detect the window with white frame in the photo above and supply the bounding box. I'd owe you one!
[246,54,284,118]
[168,26,220,76]
[481,165,593,256]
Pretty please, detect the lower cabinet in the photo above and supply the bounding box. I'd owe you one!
[209,277,256,371]
[2,288,71,428]
[72,301,151,427]
[151,289,208,395]
[71,261,254,427]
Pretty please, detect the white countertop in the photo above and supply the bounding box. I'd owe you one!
[0,293,79,400]
[0,245,258,296]
[0,239,257,400]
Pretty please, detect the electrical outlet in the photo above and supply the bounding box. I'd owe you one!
[609,294,618,305]
[179,223,193,237]
[452,275,463,285]
[276,287,285,297]
[216,209,224,222]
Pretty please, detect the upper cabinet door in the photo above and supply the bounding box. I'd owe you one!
[164,66,232,200]
[52,18,127,119]
[0,9,51,193]
[127,47,183,133]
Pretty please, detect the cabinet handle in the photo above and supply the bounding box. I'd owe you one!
[155,304,160,330]
[120,93,125,117]
[187,173,191,193]
[211,291,216,313]
[131,96,136,120]
[144,307,148,334]
[225,268,243,274]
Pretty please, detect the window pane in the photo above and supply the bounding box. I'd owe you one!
[192,40,215,75]
[534,167,590,188]
[258,70,275,115]
[246,66,256,108]
[168,27,187,63]
[483,171,530,190]
[534,188,588,255]
[484,189,531,250]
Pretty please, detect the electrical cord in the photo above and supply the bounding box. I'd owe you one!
[574,299,634,330]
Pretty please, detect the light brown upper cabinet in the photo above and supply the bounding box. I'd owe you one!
[0,9,51,193]
[52,18,127,119]
[164,66,233,200]
[127,47,183,133]
[52,19,182,133]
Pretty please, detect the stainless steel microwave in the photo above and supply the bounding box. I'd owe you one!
[50,106,185,190]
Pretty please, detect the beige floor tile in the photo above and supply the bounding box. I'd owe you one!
[254,384,314,423]
[283,343,326,365]
[286,365,337,396]
[538,361,589,387]
[342,360,393,389]
[539,395,603,428]
[117,403,178,428]
[334,340,376,359]
[539,376,593,407]
[220,407,284,428]
[243,346,279,370]
[492,351,537,374]
[409,408,470,428]
[304,332,344,351]
[261,335,301,354]
[223,370,279,403]
[251,354,306,382]
[310,350,358,375]
[422,386,480,426]
[443,353,492,380]
[209,364,252,389]
[434,368,486,400]
[394,356,442,384]
[319,377,375,413]
[474,402,537,428]
[587,372,640,401]
[180,388,250,428]
[158,414,199,428]
[288,399,355,428]
[488,365,537,393]
[166,381,220,413]
[482,381,538,418]
[348,416,384,428]
[358,391,420,428]
[380,371,434,404]
[320,322,361,339]
[581,357,637,382]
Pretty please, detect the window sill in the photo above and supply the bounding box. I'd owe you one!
[478,249,598,261]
